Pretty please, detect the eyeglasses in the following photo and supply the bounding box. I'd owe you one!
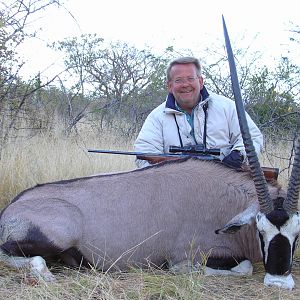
[173,76,199,85]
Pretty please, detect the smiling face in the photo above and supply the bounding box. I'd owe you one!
[167,63,204,114]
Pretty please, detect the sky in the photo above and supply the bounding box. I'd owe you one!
[18,0,300,80]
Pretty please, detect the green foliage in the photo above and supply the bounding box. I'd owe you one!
[201,43,300,142]
[0,1,300,162]
[52,35,172,136]
[243,57,300,138]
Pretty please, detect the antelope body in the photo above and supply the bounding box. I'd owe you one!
[0,155,299,290]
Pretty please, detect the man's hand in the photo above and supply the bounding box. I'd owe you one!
[222,150,243,169]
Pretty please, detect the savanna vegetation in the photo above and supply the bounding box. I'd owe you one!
[1,1,299,153]
[0,130,299,299]
[0,0,300,299]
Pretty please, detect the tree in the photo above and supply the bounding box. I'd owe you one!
[53,35,168,136]
[0,0,61,157]
[200,41,300,137]
[244,57,300,139]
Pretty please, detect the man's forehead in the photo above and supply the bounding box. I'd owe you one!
[170,63,197,76]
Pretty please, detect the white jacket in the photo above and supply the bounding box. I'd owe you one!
[134,87,263,168]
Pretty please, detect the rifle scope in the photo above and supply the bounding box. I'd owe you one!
[169,145,220,156]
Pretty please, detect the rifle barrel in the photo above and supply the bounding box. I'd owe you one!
[87,149,220,160]
[87,149,185,157]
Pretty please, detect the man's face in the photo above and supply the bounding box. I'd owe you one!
[167,63,204,113]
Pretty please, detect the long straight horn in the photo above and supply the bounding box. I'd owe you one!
[283,137,300,214]
[222,16,273,214]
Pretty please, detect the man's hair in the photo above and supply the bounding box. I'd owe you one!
[166,57,202,81]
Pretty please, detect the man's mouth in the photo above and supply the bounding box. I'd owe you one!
[180,90,193,94]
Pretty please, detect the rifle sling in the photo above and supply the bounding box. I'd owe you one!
[174,98,209,149]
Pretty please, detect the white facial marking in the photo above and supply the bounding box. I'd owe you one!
[281,213,300,245]
[256,212,300,264]
[256,213,279,263]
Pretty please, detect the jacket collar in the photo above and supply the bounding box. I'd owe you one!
[165,85,210,110]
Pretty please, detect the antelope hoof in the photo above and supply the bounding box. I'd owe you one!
[30,256,56,282]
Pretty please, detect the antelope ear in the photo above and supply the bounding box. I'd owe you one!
[215,202,259,234]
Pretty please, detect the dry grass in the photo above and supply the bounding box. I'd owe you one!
[0,129,136,206]
[261,140,294,189]
[1,262,300,299]
[0,128,299,299]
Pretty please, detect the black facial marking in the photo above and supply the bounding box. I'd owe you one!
[259,233,266,266]
[266,198,289,230]
[273,197,285,210]
[265,234,292,275]
[292,236,298,254]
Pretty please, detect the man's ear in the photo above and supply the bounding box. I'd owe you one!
[199,75,204,89]
[167,81,172,93]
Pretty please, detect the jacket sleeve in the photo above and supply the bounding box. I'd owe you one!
[134,110,164,168]
[229,108,263,159]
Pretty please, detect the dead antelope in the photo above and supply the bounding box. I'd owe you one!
[0,141,299,289]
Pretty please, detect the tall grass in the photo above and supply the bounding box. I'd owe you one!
[0,128,135,207]
[261,139,295,189]
[0,127,299,299]
[0,127,292,206]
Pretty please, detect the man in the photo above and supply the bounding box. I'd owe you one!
[134,56,263,168]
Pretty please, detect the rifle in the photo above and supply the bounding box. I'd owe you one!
[87,146,279,181]
[88,145,221,161]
